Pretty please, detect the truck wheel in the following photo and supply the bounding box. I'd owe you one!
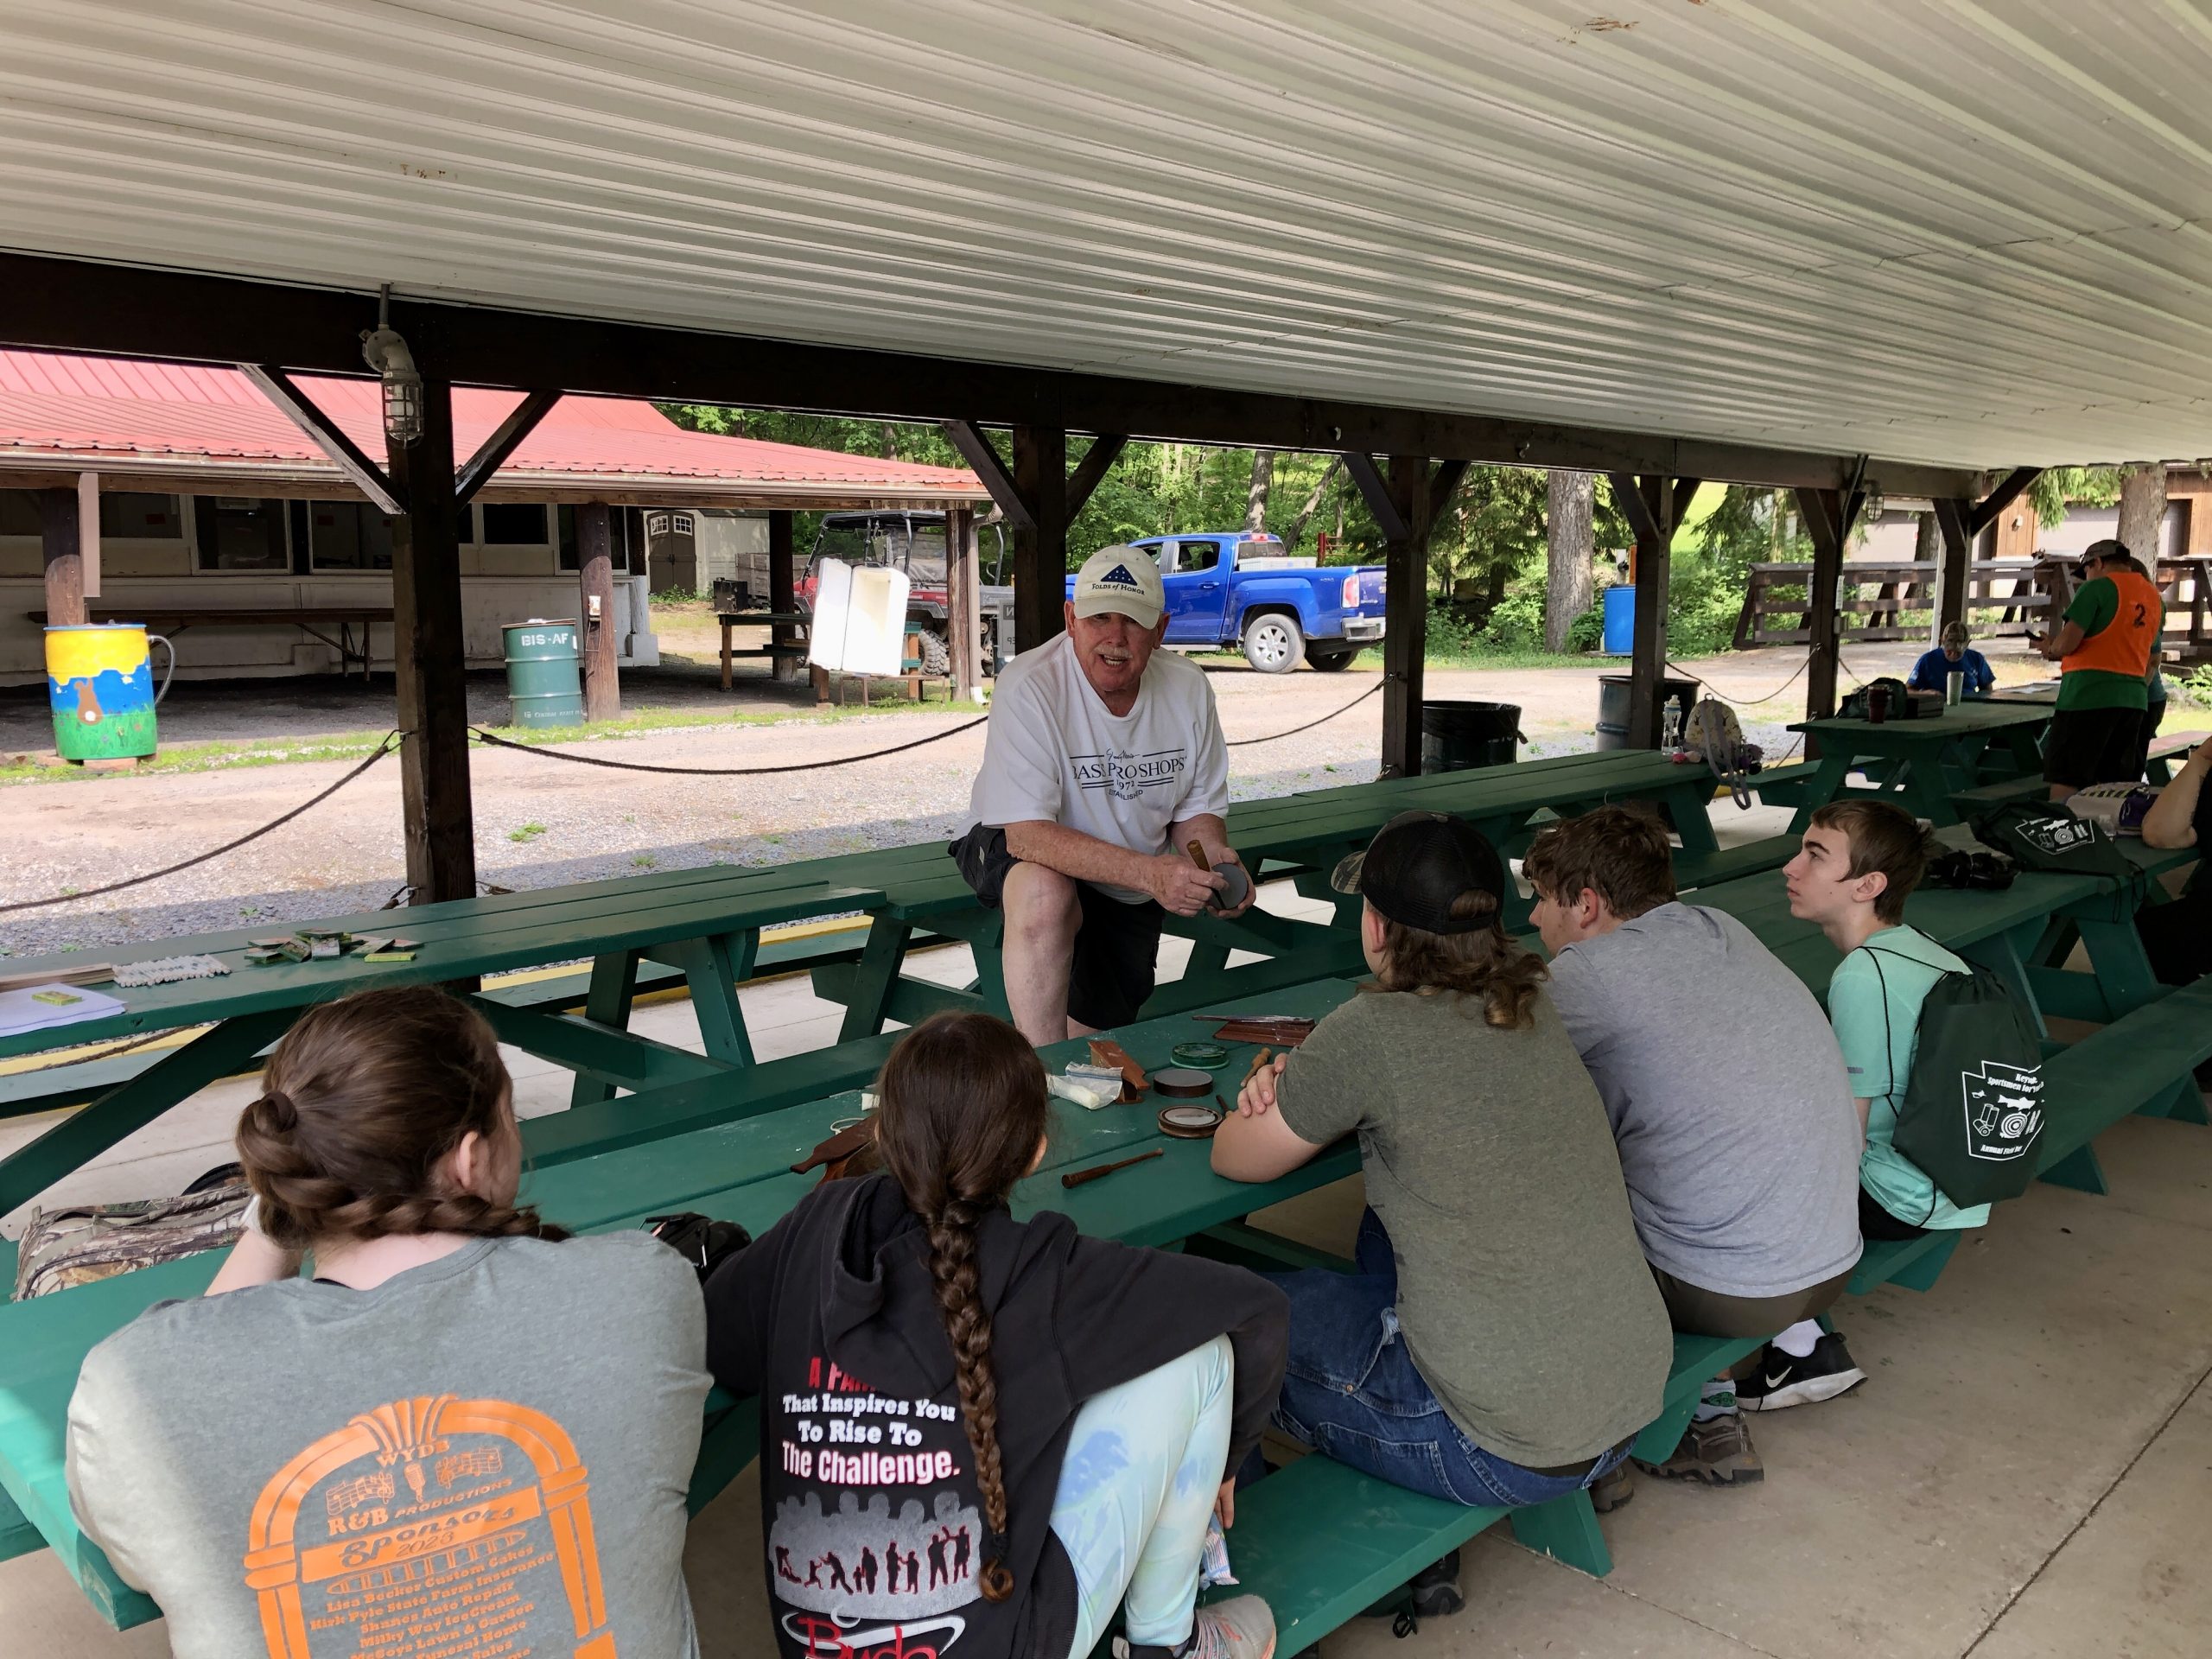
[1308,647,1357,671]
[915,626,951,676]
[1242,613,1306,674]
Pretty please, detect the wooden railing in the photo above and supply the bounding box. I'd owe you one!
[1734,555,2212,662]
[1732,558,2050,648]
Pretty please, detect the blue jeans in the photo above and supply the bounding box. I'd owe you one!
[1264,1210,1630,1508]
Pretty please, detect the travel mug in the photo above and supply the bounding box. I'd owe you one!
[1868,685,1889,724]
[1946,670,1964,708]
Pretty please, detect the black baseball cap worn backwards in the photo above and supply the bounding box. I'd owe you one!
[1330,810,1508,935]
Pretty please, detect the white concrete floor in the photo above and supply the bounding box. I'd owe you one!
[6,846,2209,1658]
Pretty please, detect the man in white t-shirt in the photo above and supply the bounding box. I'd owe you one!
[953,545,1248,1044]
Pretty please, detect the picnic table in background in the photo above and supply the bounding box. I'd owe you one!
[715,609,810,689]
[1787,700,2053,828]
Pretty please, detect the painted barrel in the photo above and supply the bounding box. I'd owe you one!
[1421,700,1523,773]
[47,624,160,760]
[1595,673,1700,751]
[503,619,586,728]
[1600,584,1636,655]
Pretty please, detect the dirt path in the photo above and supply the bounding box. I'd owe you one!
[0,639,2043,957]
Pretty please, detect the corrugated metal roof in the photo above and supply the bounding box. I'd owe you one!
[3,1,2210,469]
[0,350,988,502]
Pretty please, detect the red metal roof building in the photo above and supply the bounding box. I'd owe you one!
[0,352,987,684]
[0,351,987,507]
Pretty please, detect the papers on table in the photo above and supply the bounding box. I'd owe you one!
[0,982,128,1039]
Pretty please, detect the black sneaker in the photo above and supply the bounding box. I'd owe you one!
[1737,1334,1866,1412]
[1360,1548,1463,1620]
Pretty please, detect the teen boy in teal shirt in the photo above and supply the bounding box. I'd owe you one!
[1758,800,1988,1410]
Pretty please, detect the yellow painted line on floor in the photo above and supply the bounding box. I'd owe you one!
[0,914,881,1080]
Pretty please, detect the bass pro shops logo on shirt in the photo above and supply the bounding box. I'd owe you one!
[1071,747,1188,803]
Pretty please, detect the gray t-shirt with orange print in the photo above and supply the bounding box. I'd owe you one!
[67,1231,709,1659]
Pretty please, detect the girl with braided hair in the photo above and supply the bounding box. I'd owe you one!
[67,987,712,1659]
[705,1011,1287,1659]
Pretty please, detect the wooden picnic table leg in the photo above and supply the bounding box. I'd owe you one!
[0,1010,294,1221]
[1507,1491,1612,1577]
[1956,921,2053,1044]
[662,930,760,1068]
[1898,753,1963,827]
[836,915,916,1041]
[721,618,733,691]
[569,949,642,1109]
[1655,781,1720,855]
[1787,751,1853,832]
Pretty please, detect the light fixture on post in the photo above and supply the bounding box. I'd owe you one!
[359,283,424,449]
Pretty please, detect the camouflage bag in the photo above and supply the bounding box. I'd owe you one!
[12,1173,251,1300]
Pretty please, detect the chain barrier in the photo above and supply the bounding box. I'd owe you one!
[0,733,403,917]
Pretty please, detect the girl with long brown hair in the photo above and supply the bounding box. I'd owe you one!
[67,987,712,1659]
[704,1010,1287,1659]
[1211,812,1671,1618]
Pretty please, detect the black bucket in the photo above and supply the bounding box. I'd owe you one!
[1595,675,1698,751]
[1421,700,1524,773]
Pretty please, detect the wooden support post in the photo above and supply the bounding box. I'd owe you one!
[577,502,620,721]
[946,505,982,699]
[768,508,799,683]
[1933,497,1974,636]
[388,378,477,905]
[1377,454,1433,778]
[36,487,86,627]
[76,471,100,599]
[1607,473,1681,749]
[1012,425,1069,653]
[1798,486,1846,721]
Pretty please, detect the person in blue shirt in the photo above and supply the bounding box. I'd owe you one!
[1907,623,1994,696]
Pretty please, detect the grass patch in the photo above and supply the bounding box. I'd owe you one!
[0,696,988,787]
[508,823,547,843]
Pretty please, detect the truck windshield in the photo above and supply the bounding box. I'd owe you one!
[813,515,948,583]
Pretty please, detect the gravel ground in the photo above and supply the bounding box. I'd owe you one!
[0,639,2026,959]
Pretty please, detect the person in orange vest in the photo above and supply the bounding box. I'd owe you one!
[2033,538,2164,801]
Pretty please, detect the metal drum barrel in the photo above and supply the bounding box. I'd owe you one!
[502,619,586,728]
[1595,674,1699,751]
[1420,700,1524,772]
[46,623,166,760]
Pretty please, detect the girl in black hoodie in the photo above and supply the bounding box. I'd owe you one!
[704,1011,1287,1659]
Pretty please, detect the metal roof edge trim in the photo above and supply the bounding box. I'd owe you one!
[0,251,1993,500]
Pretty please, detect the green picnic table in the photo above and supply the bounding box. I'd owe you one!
[1787,701,2053,828]
[0,982,1369,1630]
[802,747,1725,1042]
[0,865,886,1222]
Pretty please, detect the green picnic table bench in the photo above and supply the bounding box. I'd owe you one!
[1786,701,2053,829]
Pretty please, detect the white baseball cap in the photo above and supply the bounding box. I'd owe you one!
[1071,545,1166,628]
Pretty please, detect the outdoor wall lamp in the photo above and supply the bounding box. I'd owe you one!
[359,283,424,449]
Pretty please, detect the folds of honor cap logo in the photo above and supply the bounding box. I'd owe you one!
[1072,545,1166,628]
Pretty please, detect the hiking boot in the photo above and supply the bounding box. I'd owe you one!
[1117,1595,1277,1659]
[1737,1334,1866,1412]
[1590,1461,1636,1512]
[1634,1412,1764,1487]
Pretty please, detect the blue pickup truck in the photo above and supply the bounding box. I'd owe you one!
[1066,531,1388,672]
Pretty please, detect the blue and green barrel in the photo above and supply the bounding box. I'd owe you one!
[46,624,162,760]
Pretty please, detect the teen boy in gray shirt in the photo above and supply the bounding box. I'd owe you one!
[1525,807,1863,1496]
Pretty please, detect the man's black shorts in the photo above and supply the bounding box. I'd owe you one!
[2043,704,2144,790]
[950,827,1165,1029]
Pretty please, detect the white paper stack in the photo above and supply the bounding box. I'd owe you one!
[0,983,128,1039]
